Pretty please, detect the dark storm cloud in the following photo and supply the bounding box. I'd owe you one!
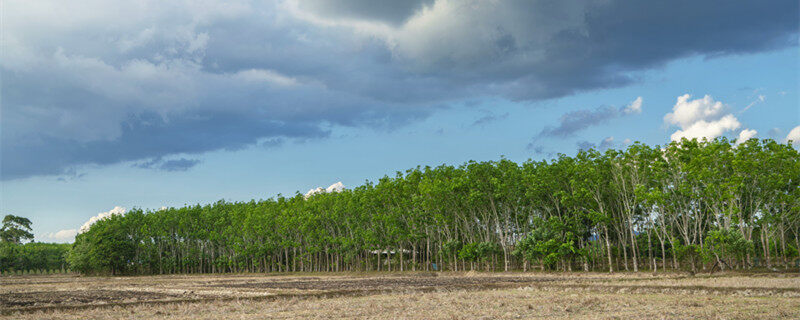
[295,0,434,26]
[1,111,331,180]
[364,0,798,101]
[1,0,797,180]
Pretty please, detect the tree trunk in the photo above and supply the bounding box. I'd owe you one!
[604,227,614,273]
[412,244,417,271]
[630,221,639,272]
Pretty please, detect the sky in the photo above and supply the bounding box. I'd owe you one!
[1,0,799,243]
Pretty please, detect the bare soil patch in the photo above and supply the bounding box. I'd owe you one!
[211,274,566,291]
[0,289,191,308]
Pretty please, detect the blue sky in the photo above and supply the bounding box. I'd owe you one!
[1,0,798,242]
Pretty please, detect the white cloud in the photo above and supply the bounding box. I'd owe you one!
[740,94,765,113]
[664,94,741,141]
[42,229,78,243]
[233,69,298,86]
[325,181,345,193]
[304,181,345,198]
[665,94,725,128]
[786,125,800,146]
[79,206,127,233]
[623,97,643,114]
[669,116,741,141]
[735,129,757,145]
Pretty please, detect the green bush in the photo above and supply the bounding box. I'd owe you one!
[702,229,753,269]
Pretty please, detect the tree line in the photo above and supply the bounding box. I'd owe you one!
[0,215,71,273]
[68,138,799,275]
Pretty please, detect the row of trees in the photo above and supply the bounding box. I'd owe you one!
[0,242,72,273]
[69,138,800,275]
[0,215,72,273]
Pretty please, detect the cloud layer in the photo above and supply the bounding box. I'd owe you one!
[664,94,742,141]
[736,129,758,145]
[304,181,346,198]
[787,126,800,146]
[536,97,643,139]
[41,229,78,243]
[3,0,797,180]
[577,136,617,151]
[38,206,128,242]
[135,157,202,172]
[79,206,128,233]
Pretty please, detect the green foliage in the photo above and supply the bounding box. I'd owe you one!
[0,241,71,273]
[0,215,71,274]
[442,240,462,256]
[62,138,800,275]
[786,245,799,258]
[702,229,753,267]
[69,216,135,275]
[675,244,702,271]
[459,242,499,263]
[514,217,586,270]
[1,215,34,244]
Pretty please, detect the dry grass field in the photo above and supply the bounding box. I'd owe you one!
[2,271,799,319]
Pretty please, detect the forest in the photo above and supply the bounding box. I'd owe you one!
[67,138,799,275]
[0,242,71,274]
[0,215,71,273]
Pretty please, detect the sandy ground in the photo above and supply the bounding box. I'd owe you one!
[2,271,798,319]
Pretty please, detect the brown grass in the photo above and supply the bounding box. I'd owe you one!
[2,271,798,319]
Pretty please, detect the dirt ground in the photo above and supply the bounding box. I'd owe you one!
[2,271,798,319]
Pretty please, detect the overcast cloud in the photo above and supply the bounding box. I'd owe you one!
[2,0,797,180]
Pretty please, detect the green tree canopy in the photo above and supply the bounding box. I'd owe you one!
[1,214,34,244]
